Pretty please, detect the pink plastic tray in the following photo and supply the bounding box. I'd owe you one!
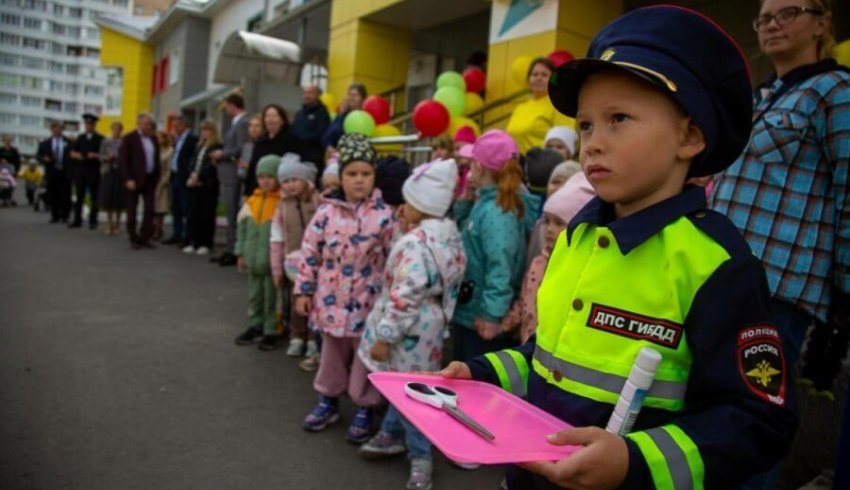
[369,372,579,464]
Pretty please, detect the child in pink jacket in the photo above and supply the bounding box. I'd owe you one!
[501,172,595,343]
[295,133,396,443]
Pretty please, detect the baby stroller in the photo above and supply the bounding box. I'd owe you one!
[0,167,16,207]
[33,178,48,212]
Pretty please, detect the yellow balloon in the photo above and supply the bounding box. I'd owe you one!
[835,40,850,68]
[372,123,403,153]
[511,55,535,86]
[464,92,484,115]
[319,92,338,113]
[448,117,481,138]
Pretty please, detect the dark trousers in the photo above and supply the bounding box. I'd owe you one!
[170,179,189,242]
[126,178,156,244]
[47,168,72,221]
[25,186,35,205]
[73,165,100,226]
[451,324,517,363]
[186,186,218,248]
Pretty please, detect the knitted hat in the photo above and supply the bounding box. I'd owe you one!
[375,155,411,206]
[454,126,477,145]
[277,152,318,183]
[323,162,340,179]
[338,133,376,167]
[257,154,281,177]
[548,161,582,187]
[525,147,566,192]
[472,129,519,172]
[403,158,459,217]
[544,126,578,157]
[543,171,595,224]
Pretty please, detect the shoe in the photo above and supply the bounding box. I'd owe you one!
[286,338,306,357]
[209,254,223,263]
[196,246,210,256]
[359,431,406,459]
[407,458,433,490]
[299,354,320,372]
[303,397,340,432]
[304,340,318,358]
[234,326,262,346]
[182,245,196,254]
[218,253,237,267]
[162,236,181,245]
[346,407,374,445]
[258,334,285,351]
[450,461,481,471]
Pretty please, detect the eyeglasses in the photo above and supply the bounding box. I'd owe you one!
[752,6,823,31]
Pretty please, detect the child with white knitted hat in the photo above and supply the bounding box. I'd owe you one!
[358,158,468,490]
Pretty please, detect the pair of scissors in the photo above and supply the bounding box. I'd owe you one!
[404,382,496,441]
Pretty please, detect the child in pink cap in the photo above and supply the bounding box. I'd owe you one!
[502,172,595,343]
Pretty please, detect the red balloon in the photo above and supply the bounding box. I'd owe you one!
[463,67,486,94]
[548,50,575,68]
[363,95,391,125]
[413,100,450,137]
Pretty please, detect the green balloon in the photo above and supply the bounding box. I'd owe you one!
[433,86,466,118]
[436,71,466,92]
[343,110,375,137]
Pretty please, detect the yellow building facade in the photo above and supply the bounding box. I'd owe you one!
[97,27,155,135]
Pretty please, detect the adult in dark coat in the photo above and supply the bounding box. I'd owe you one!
[208,93,249,266]
[320,82,367,151]
[118,113,160,249]
[163,115,198,245]
[0,134,21,174]
[243,104,297,196]
[36,122,73,223]
[69,113,105,229]
[291,84,330,173]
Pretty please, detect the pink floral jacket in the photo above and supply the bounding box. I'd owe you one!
[501,252,549,344]
[294,189,396,337]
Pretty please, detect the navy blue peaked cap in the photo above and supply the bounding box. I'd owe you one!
[549,5,753,177]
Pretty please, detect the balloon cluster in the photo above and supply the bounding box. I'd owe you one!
[337,93,398,140]
[413,67,488,138]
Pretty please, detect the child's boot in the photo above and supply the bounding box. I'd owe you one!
[406,458,433,490]
[286,338,305,357]
[346,406,374,444]
[304,339,318,358]
[258,334,285,351]
[359,431,406,459]
[234,326,262,345]
[303,396,340,431]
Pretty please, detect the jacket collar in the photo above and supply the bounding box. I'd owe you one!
[567,185,706,255]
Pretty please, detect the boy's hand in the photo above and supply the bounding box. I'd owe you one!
[295,296,312,317]
[437,361,472,380]
[519,427,629,490]
[236,256,245,272]
[370,340,390,362]
[474,318,501,340]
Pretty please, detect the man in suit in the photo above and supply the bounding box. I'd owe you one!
[36,122,73,223]
[163,115,198,245]
[119,113,160,249]
[208,93,249,267]
[292,84,330,173]
[69,113,105,229]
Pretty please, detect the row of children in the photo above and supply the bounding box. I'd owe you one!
[229,114,593,488]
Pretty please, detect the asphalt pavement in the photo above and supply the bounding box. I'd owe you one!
[0,198,503,490]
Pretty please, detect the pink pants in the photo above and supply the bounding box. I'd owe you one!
[313,334,382,407]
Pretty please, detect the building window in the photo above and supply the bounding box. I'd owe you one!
[0,33,21,45]
[0,113,16,125]
[64,102,78,113]
[23,1,47,10]
[0,53,17,66]
[86,48,100,59]
[63,121,79,132]
[49,80,63,91]
[83,104,102,115]
[84,85,103,96]
[23,17,41,30]
[104,67,122,116]
[22,37,45,50]
[68,7,82,18]
[65,83,78,95]
[20,115,40,127]
[0,93,16,105]
[66,45,82,57]
[21,96,40,107]
[0,74,19,87]
[21,56,44,69]
[45,99,61,112]
[52,23,66,36]
[53,3,63,15]
[66,64,79,75]
[86,27,99,40]
[22,76,41,89]
[50,61,63,73]
[113,0,128,7]
[67,26,80,37]
[1,13,20,25]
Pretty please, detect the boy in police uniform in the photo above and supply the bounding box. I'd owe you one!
[439,6,796,490]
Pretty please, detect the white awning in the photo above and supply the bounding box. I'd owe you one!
[179,84,233,109]
[213,30,301,84]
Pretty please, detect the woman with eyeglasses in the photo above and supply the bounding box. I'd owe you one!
[712,2,848,485]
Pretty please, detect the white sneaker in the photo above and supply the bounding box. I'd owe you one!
[286,338,305,357]
[304,340,318,358]
[182,245,195,254]
[195,246,210,255]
